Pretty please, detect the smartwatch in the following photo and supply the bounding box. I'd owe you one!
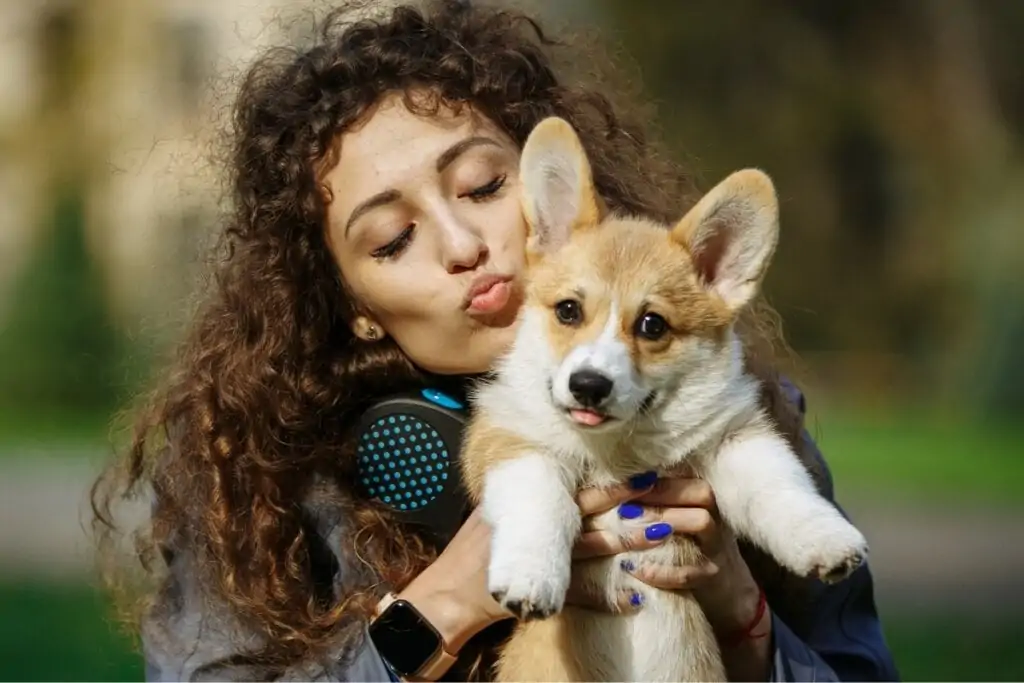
[369,593,457,681]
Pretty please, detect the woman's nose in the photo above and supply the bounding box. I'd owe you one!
[439,216,488,273]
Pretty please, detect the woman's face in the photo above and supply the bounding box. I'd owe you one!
[324,92,527,375]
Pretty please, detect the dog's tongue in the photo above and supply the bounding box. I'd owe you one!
[570,409,606,426]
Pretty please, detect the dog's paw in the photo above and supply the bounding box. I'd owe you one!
[488,546,570,620]
[812,546,867,584]
[791,524,869,584]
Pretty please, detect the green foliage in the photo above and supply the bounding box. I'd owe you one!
[0,184,127,420]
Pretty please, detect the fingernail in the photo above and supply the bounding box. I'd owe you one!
[629,591,644,608]
[620,559,635,572]
[645,522,672,541]
[618,503,644,519]
[628,471,657,489]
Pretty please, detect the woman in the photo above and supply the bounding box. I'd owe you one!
[91,1,899,681]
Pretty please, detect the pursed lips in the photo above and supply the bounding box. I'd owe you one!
[464,273,514,315]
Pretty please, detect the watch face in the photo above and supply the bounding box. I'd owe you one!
[368,600,442,677]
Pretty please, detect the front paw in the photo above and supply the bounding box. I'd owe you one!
[488,546,571,620]
[789,523,869,584]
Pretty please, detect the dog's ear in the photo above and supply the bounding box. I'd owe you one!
[671,169,779,312]
[520,117,601,256]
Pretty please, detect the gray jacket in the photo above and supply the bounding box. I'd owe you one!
[142,384,900,682]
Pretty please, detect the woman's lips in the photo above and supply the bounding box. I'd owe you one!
[466,279,513,315]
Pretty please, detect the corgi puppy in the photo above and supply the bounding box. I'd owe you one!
[461,117,869,682]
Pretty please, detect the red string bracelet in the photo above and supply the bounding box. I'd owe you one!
[719,586,769,648]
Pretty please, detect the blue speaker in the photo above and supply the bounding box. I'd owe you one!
[355,388,469,546]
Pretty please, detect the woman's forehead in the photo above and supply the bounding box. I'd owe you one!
[333,93,504,173]
[322,93,516,222]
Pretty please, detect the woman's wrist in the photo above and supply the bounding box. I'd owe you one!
[692,560,773,681]
[716,577,765,636]
[693,557,762,636]
[720,617,773,682]
[713,580,773,682]
[397,579,495,655]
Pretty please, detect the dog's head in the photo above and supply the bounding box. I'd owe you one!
[516,117,779,431]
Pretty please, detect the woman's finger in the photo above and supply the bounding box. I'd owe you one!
[572,521,675,559]
[622,560,720,591]
[576,472,658,516]
[634,477,716,511]
[603,502,719,549]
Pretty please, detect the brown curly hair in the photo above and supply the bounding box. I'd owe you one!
[91,0,808,675]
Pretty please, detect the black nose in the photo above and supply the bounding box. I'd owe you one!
[568,370,614,407]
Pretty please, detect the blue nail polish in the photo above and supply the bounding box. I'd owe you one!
[645,522,672,541]
[618,503,644,519]
[620,559,635,571]
[629,591,644,608]
[629,471,658,489]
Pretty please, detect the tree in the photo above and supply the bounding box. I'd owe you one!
[0,182,125,419]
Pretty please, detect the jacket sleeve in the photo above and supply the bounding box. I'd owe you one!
[141,492,396,682]
[768,379,900,682]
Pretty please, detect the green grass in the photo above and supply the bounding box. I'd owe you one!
[0,582,142,681]
[809,409,1024,506]
[0,580,1020,681]
[883,612,1024,681]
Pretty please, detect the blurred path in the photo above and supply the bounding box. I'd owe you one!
[840,496,1024,615]
[1,457,1022,615]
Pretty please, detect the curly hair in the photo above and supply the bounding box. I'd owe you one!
[91,0,806,675]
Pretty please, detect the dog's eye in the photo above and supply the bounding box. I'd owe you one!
[635,312,668,340]
[555,299,583,326]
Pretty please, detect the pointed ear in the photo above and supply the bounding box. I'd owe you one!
[671,169,779,311]
[520,117,601,255]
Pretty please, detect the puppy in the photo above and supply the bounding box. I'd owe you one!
[461,117,868,682]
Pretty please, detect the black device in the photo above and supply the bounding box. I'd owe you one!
[354,387,470,547]
[368,597,448,678]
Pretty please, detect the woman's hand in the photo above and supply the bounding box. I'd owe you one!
[397,507,510,656]
[397,472,771,679]
[567,471,772,680]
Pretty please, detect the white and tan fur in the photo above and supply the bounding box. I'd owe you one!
[461,117,868,682]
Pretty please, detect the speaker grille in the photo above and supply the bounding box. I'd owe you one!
[357,413,451,510]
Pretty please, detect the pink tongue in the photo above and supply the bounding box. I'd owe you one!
[570,409,606,426]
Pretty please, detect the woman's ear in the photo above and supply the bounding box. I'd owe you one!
[352,316,386,342]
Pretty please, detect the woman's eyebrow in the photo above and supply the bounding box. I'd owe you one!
[344,189,402,237]
[436,136,501,173]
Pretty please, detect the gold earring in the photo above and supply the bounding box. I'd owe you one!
[366,325,379,340]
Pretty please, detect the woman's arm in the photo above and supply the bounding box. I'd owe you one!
[767,380,900,682]
[769,551,899,682]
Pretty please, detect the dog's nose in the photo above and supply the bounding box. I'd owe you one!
[568,370,614,407]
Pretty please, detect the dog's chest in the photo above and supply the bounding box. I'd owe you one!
[578,435,713,489]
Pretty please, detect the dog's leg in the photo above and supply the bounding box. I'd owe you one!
[702,421,868,583]
[483,452,580,618]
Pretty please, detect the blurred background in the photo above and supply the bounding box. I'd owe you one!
[0,0,1022,680]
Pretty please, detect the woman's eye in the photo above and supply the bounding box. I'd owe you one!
[462,174,507,201]
[371,225,415,260]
